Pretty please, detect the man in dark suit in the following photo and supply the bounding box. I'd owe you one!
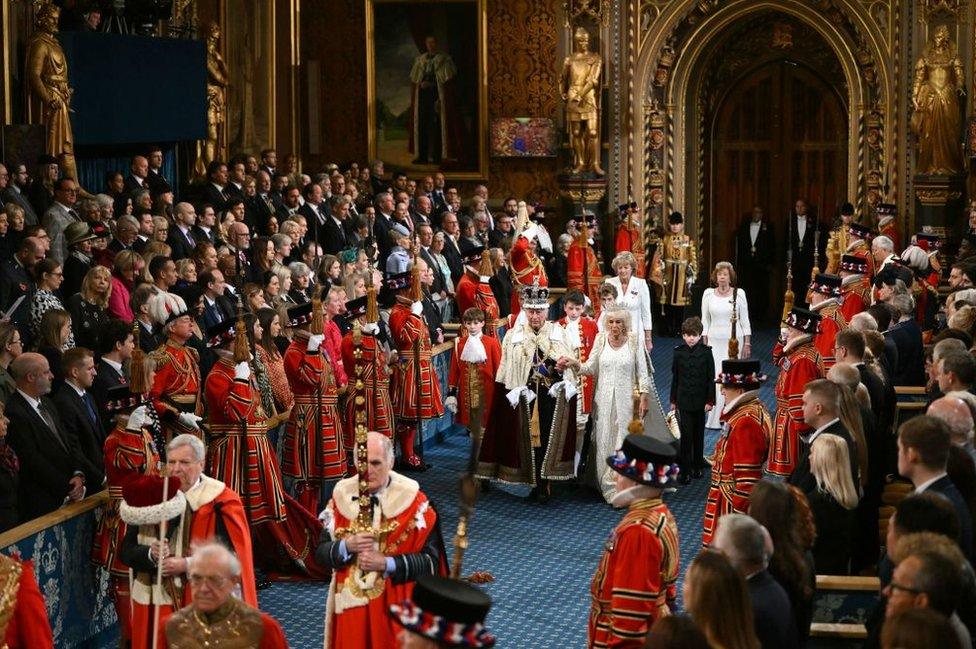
[123,155,151,194]
[6,353,87,523]
[248,171,277,234]
[887,293,926,387]
[373,192,397,267]
[167,202,198,261]
[92,319,132,434]
[787,199,827,309]
[145,148,170,195]
[52,348,105,487]
[735,206,776,326]
[714,514,800,649]
[259,148,277,177]
[789,379,859,494]
[898,415,974,560]
[0,163,39,226]
[321,195,353,256]
[438,210,464,283]
[191,203,223,248]
[225,160,246,200]
[199,269,234,330]
[0,237,42,348]
[299,183,329,248]
[203,161,231,213]
[418,257,443,345]
[416,223,444,296]
[280,185,305,223]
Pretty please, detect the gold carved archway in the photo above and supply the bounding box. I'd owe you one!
[629,0,897,252]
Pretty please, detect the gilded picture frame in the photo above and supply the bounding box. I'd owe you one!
[366,0,488,179]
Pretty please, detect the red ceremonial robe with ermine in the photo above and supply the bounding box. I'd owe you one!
[567,239,603,318]
[323,472,444,649]
[204,354,327,578]
[588,497,680,649]
[812,300,846,369]
[341,328,394,438]
[510,234,548,316]
[558,315,599,414]
[769,335,824,477]
[447,333,502,427]
[129,476,257,649]
[702,391,771,545]
[389,299,444,420]
[283,335,347,486]
[455,271,501,339]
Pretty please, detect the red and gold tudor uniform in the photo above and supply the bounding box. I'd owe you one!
[559,313,598,416]
[0,554,53,649]
[839,254,872,323]
[846,222,876,279]
[769,308,825,477]
[454,247,501,340]
[589,435,680,649]
[509,222,548,317]
[809,273,847,369]
[319,471,445,649]
[148,340,202,442]
[447,331,502,428]
[877,202,900,252]
[203,316,326,576]
[341,296,394,438]
[91,387,160,644]
[702,360,771,546]
[907,233,942,339]
[282,302,348,513]
[388,271,444,467]
[567,212,603,318]
[120,474,257,649]
[615,202,645,279]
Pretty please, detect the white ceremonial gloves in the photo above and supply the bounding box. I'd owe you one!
[411,301,423,316]
[521,223,539,242]
[506,386,536,409]
[445,396,458,413]
[178,412,203,430]
[126,406,148,432]
[307,333,325,352]
[234,361,251,381]
[362,323,379,335]
[479,275,491,283]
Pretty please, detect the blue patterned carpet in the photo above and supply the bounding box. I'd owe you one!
[260,330,782,648]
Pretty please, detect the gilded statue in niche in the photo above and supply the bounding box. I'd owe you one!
[193,21,229,180]
[561,26,605,176]
[26,3,80,185]
[911,25,966,175]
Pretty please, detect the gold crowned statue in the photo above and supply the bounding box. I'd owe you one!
[26,3,81,186]
[561,27,604,176]
[193,21,229,180]
[911,25,966,175]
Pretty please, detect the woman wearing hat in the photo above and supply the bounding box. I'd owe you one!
[62,220,101,297]
[702,359,771,545]
[588,434,681,647]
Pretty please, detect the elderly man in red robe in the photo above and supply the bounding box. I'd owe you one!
[120,435,257,649]
[768,307,825,477]
[148,293,203,442]
[388,268,443,470]
[317,431,445,649]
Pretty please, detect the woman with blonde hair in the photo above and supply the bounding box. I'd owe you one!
[701,260,751,428]
[150,216,169,244]
[175,258,197,288]
[808,433,858,574]
[606,251,653,352]
[67,265,112,350]
[683,550,761,649]
[825,363,869,490]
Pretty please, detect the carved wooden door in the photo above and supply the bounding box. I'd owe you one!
[708,60,847,286]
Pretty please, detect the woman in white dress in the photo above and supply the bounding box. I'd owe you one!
[605,252,654,352]
[701,261,752,428]
[570,308,661,503]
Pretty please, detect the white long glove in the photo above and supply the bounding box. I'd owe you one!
[126,406,148,432]
[411,301,423,316]
[234,361,251,380]
[549,380,578,400]
[445,396,458,413]
[178,412,203,430]
[307,334,325,352]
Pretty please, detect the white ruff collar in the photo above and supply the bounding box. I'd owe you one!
[461,334,487,363]
[333,470,419,521]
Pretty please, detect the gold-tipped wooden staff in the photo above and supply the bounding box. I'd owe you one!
[782,206,795,321]
[728,285,740,360]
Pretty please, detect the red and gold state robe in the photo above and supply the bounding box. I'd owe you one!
[589,496,680,648]
[149,340,202,441]
[769,335,824,477]
[130,476,257,649]
[447,333,502,427]
[812,299,847,369]
[323,472,444,649]
[615,222,645,278]
[205,353,327,576]
[0,556,53,649]
[165,599,287,648]
[283,334,347,512]
[559,316,598,414]
[455,270,501,339]
[389,298,444,421]
[702,391,771,545]
[341,328,394,438]
[510,235,548,316]
[840,275,871,322]
[568,238,603,318]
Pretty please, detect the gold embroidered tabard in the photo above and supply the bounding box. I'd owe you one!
[0,555,22,646]
[165,598,264,648]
